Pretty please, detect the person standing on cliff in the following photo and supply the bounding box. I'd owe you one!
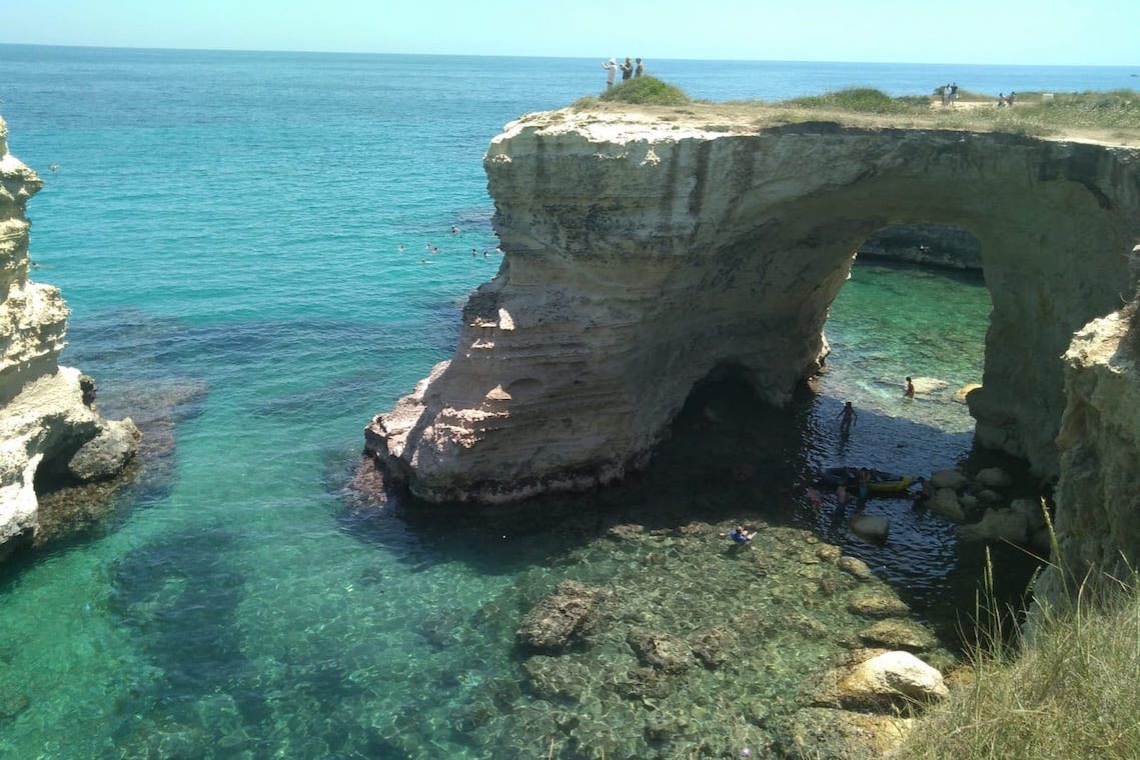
[602,58,617,89]
[621,57,634,81]
[635,58,644,77]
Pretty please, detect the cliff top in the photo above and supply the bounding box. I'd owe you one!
[512,89,1140,149]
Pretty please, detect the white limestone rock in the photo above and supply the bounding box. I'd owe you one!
[366,107,1139,504]
[0,117,139,552]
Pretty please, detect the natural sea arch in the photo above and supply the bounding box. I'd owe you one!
[367,116,1140,505]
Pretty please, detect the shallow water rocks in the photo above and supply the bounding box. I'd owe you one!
[689,626,738,669]
[837,555,873,581]
[958,507,1029,545]
[930,469,970,491]
[847,591,911,619]
[858,620,938,652]
[516,579,606,652]
[930,488,966,522]
[779,708,912,760]
[850,514,889,542]
[627,628,692,673]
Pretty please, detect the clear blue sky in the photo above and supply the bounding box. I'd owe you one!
[3,0,1137,66]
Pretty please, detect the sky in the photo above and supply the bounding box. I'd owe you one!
[2,0,1138,66]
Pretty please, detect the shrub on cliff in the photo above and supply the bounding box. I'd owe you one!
[600,76,691,106]
[785,87,926,114]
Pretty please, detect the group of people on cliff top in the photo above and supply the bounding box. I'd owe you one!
[601,57,645,88]
[939,82,959,106]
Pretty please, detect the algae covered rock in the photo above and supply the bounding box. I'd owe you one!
[626,628,692,673]
[516,579,606,652]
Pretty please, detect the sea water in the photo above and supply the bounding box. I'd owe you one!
[0,47,1132,758]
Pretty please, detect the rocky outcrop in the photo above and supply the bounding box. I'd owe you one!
[367,107,1140,504]
[0,116,139,552]
[1035,305,1140,606]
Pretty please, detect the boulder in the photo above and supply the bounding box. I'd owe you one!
[975,467,1012,488]
[627,628,692,673]
[954,383,983,404]
[516,580,606,652]
[930,488,966,522]
[858,620,938,652]
[847,591,911,619]
[837,555,873,581]
[930,469,969,491]
[958,508,1029,545]
[850,514,889,542]
[806,650,948,711]
[67,418,141,483]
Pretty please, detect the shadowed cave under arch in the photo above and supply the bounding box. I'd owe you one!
[367,119,1140,506]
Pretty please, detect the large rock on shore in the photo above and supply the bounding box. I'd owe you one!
[365,105,1138,504]
[0,117,140,552]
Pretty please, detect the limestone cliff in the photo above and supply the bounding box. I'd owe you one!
[0,116,139,551]
[367,107,1140,504]
[1035,295,1140,605]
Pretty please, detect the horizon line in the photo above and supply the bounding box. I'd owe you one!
[1,41,1137,69]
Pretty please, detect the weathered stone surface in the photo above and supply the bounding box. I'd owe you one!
[516,580,605,652]
[365,109,1139,504]
[0,118,139,551]
[958,508,1030,545]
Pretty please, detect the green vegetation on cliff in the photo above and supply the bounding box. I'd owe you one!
[574,76,691,109]
[900,567,1140,759]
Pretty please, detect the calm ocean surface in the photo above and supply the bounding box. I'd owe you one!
[0,46,1133,758]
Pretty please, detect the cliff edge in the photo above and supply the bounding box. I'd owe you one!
[0,116,140,552]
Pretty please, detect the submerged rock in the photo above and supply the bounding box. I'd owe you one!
[627,628,693,673]
[516,580,606,652]
[858,620,938,652]
[847,591,911,619]
[836,556,873,581]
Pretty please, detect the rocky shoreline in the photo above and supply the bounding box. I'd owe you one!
[0,116,140,557]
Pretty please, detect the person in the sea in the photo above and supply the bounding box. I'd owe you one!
[602,58,617,89]
[728,525,754,545]
[620,57,634,80]
[905,376,916,398]
[910,476,933,507]
[837,401,857,433]
[857,467,872,502]
[634,58,644,77]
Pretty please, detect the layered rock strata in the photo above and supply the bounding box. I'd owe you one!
[368,108,1140,504]
[0,116,139,550]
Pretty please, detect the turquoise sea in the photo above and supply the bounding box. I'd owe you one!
[0,46,1135,758]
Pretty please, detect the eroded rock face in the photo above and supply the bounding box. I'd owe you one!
[367,109,1139,504]
[1036,308,1140,606]
[0,116,139,551]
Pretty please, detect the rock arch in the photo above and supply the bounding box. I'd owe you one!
[367,114,1140,505]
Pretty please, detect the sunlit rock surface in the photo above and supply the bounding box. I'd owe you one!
[367,107,1139,504]
[0,116,139,551]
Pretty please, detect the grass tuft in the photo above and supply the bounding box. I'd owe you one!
[599,76,690,106]
[898,512,1140,760]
